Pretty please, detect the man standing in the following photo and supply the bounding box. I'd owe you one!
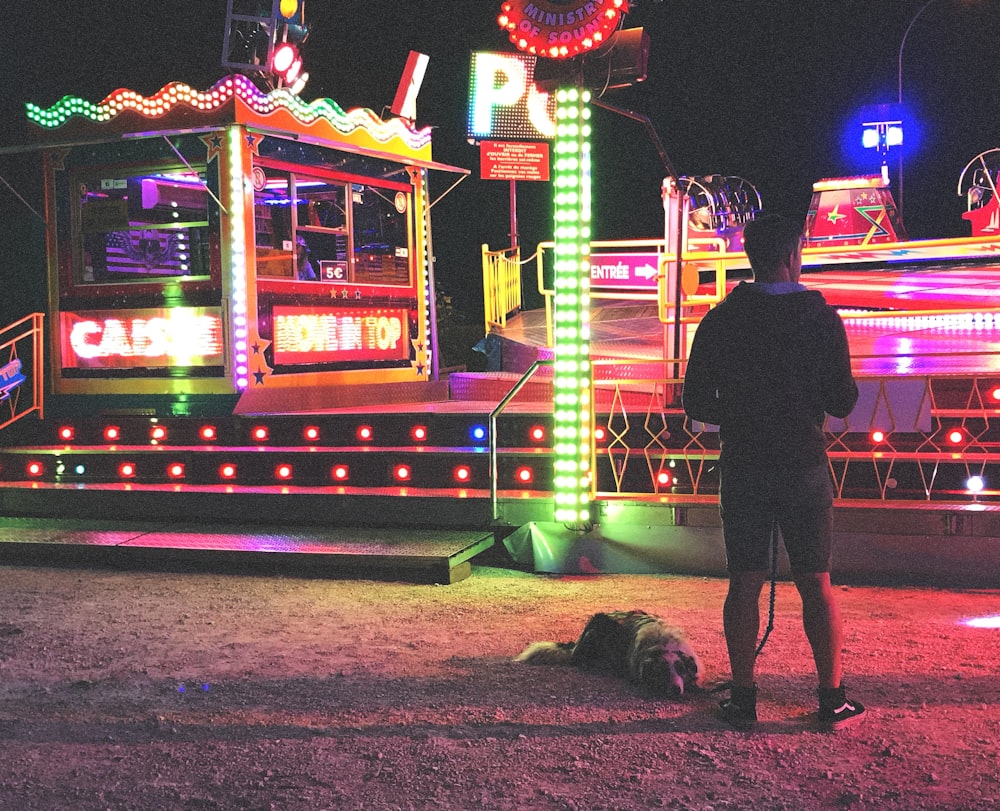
[682,213,866,731]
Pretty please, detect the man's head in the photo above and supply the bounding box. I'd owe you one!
[742,213,804,283]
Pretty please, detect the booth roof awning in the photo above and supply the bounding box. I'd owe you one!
[1,125,469,175]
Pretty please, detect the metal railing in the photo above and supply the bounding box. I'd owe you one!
[484,352,1000,507]
[532,238,730,347]
[482,243,522,334]
[586,360,1000,506]
[489,359,553,521]
[0,313,45,431]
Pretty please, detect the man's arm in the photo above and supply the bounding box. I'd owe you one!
[682,318,723,426]
[822,313,858,419]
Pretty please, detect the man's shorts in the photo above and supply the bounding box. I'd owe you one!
[718,459,834,574]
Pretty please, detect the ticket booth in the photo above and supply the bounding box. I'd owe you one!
[25,75,466,416]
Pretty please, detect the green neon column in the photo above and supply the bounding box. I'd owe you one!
[552,86,593,528]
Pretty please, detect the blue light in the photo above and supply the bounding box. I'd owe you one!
[470,424,487,442]
[861,123,903,151]
[843,101,923,172]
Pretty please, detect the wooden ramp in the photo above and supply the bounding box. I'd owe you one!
[0,517,494,585]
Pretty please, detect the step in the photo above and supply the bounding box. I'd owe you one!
[0,516,495,584]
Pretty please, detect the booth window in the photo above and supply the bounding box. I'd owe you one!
[352,185,410,286]
[75,169,211,285]
[253,165,411,286]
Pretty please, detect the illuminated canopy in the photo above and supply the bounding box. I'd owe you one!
[25,75,433,156]
[812,175,889,192]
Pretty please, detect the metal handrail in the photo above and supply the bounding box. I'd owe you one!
[0,312,45,431]
[534,238,734,347]
[489,359,553,522]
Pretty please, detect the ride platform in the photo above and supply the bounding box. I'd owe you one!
[2,258,1000,585]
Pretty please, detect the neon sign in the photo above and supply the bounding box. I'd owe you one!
[61,308,224,369]
[272,306,409,365]
[0,359,26,401]
[469,52,556,141]
[497,0,627,59]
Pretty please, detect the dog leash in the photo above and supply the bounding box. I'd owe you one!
[755,516,779,658]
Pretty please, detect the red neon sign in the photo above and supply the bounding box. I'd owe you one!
[498,0,627,59]
[61,308,223,369]
[272,306,410,365]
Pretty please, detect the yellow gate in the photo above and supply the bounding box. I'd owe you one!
[481,244,522,333]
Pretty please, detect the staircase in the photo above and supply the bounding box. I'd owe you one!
[0,393,564,583]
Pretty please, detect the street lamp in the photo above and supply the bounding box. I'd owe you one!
[896,0,939,219]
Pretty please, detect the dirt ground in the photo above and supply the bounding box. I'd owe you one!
[0,561,997,811]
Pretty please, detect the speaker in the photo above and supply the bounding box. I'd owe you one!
[583,27,650,91]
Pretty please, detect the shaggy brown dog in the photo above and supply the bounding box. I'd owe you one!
[515,610,702,697]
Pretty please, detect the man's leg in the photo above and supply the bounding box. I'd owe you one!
[723,570,769,687]
[792,571,842,689]
[794,570,868,728]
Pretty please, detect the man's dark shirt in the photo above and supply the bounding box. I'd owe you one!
[682,281,858,467]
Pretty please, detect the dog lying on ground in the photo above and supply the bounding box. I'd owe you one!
[514,610,702,697]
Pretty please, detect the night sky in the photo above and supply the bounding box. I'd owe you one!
[2,1,999,316]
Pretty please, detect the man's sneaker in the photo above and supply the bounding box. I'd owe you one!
[818,685,868,731]
[718,683,758,730]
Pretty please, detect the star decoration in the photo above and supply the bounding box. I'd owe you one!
[244,132,264,154]
[253,369,266,385]
[49,148,69,170]
[201,133,225,161]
